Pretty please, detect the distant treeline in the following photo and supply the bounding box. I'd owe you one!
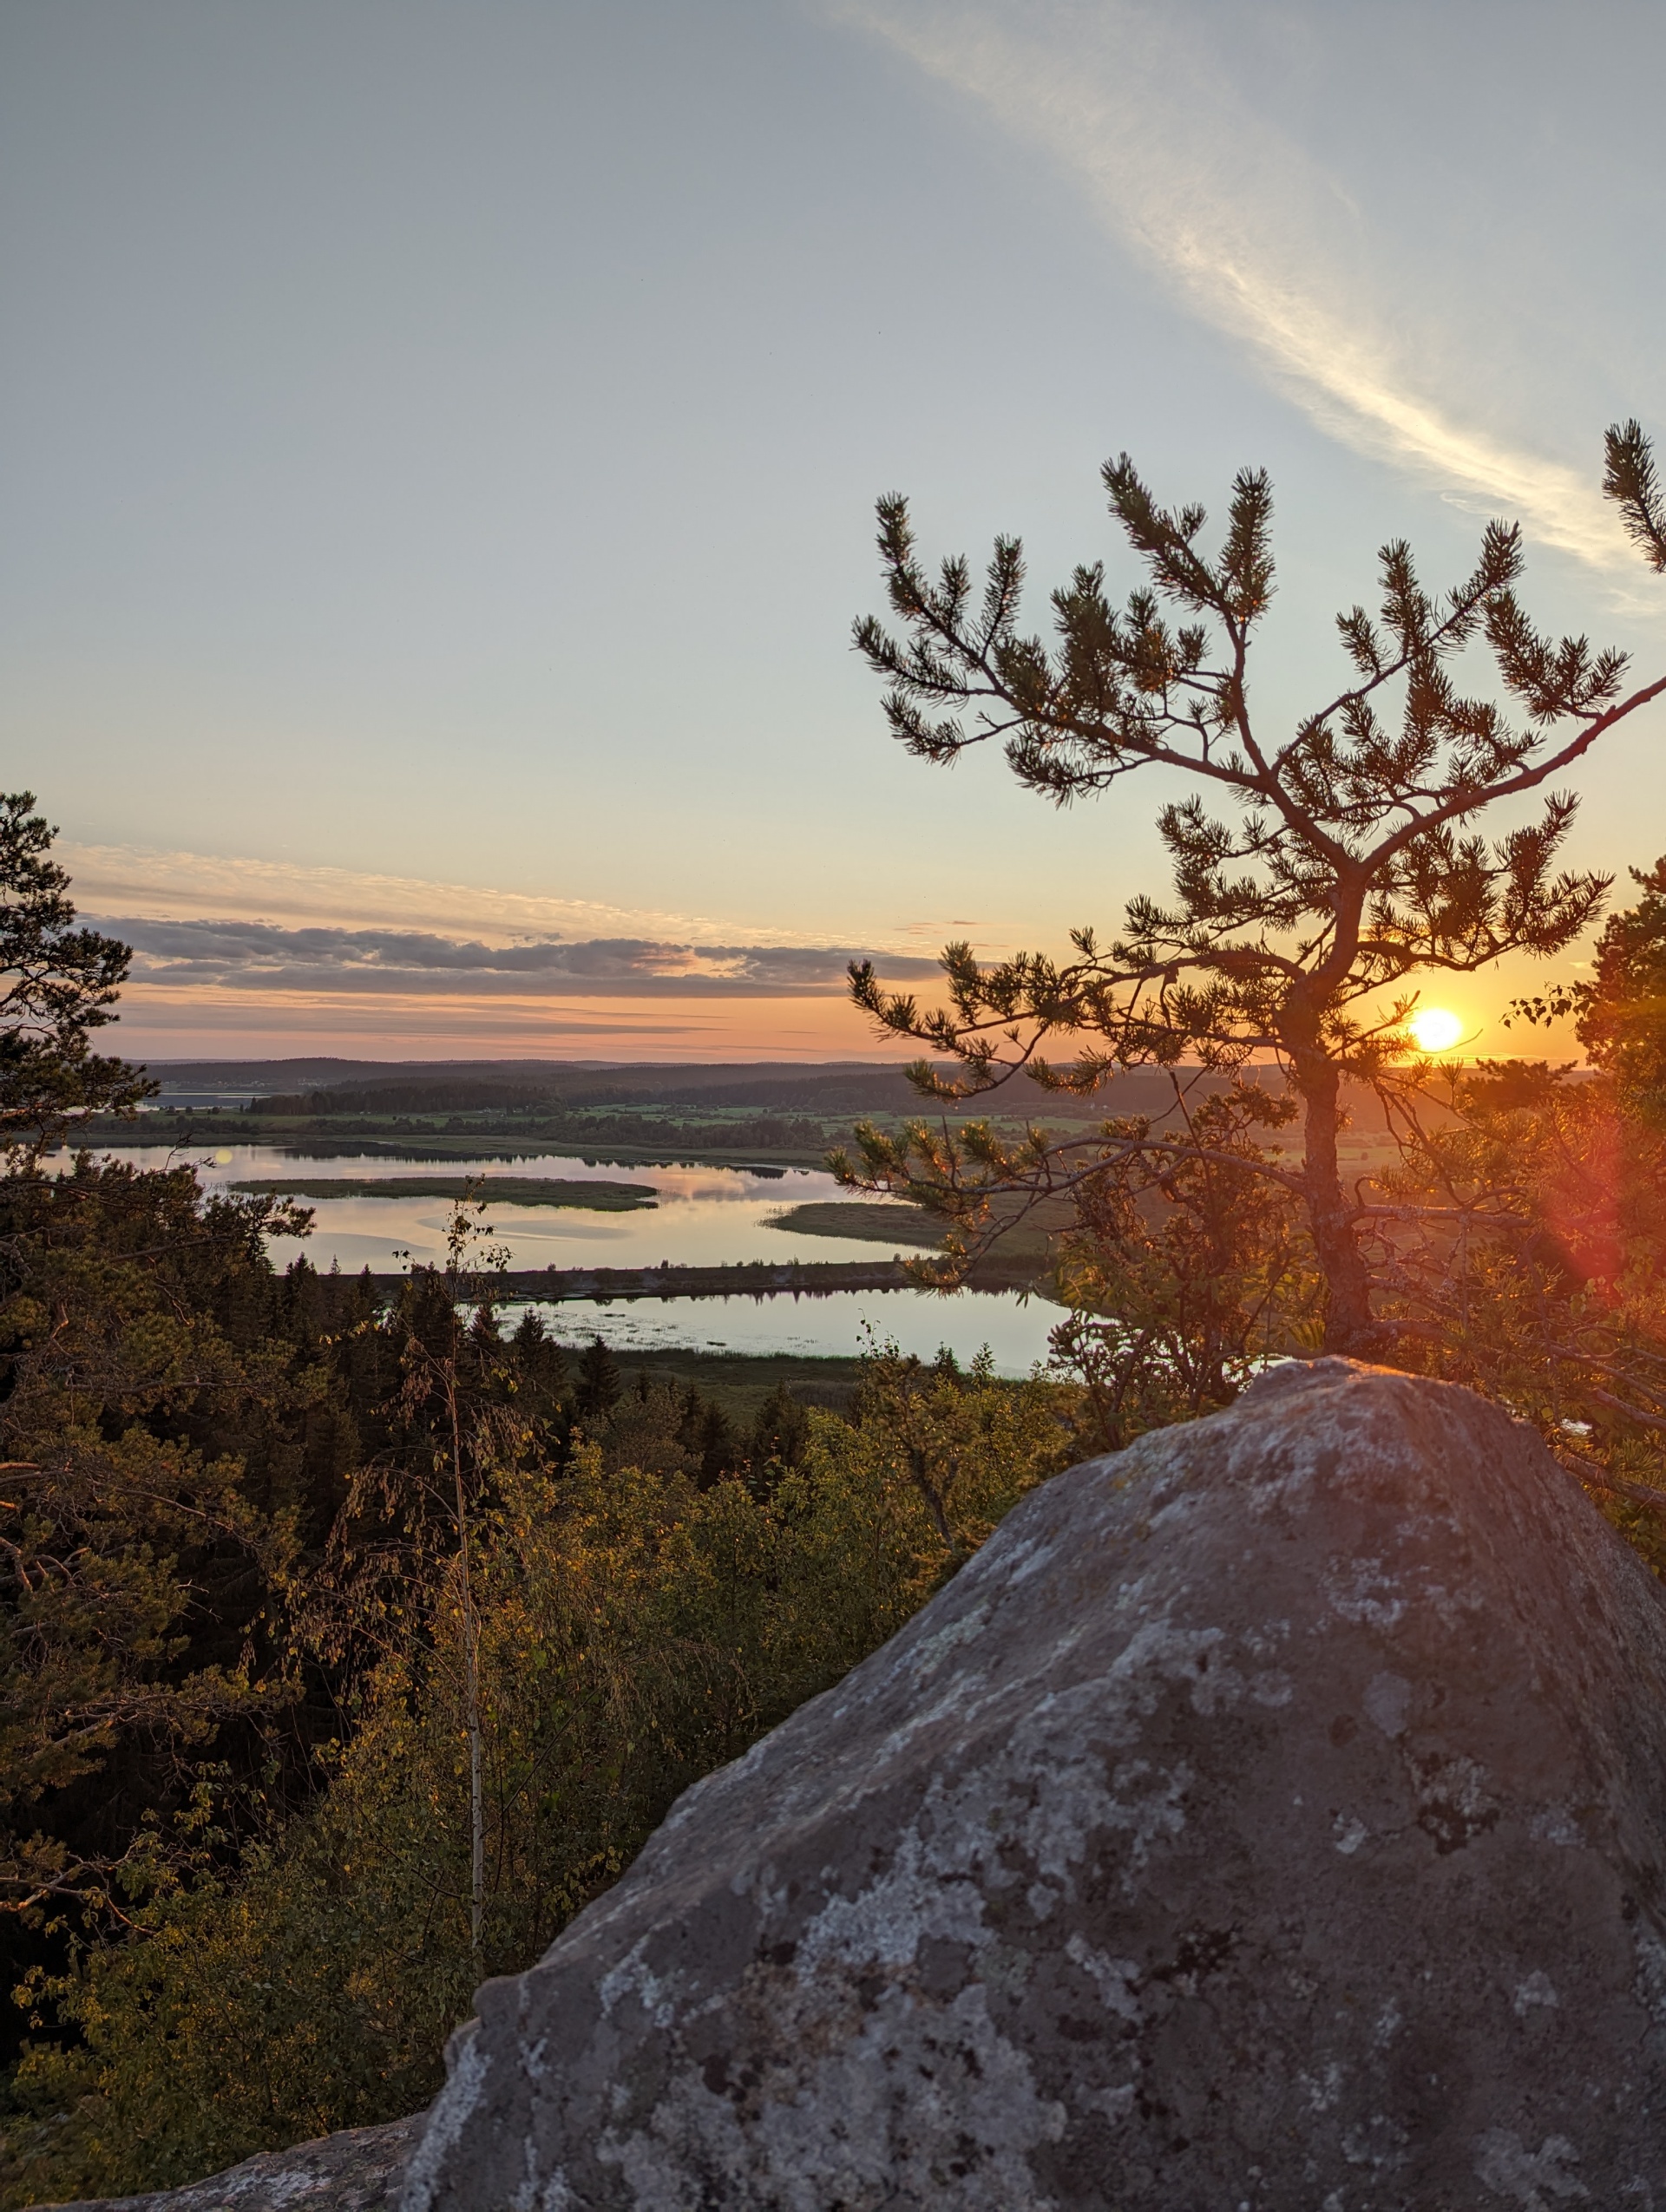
[253,1080,560,1116]
[238,1082,831,1152]
[165,1059,1100,1120]
[129,1063,1429,1147]
[168,1060,951,1117]
[538,1112,830,1152]
[231,1070,1191,1128]
[244,1073,931,1119]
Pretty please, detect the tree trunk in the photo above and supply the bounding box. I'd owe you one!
[449,1376,485,1949]
[1295,1054,1376,1354]
[463,1621,484,1948]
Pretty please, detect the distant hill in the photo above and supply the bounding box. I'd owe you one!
[133,1057,1309,1122]
[138,1058,952,1114]
[138,1057,619,1092]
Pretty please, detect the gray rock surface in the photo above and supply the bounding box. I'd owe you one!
[406,1359,1666,2210]
[30,2116,420,2212]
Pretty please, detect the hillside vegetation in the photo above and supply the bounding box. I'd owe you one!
[9,414,1666,2196]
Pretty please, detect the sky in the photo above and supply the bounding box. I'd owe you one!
[4,0,1664,1063]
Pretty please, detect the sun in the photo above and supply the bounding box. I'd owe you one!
[1407,1006,1465,1054]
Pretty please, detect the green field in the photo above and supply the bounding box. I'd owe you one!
[231,1175,657,1210]
[82,1093,1110,1175]
[600,1345,867,1421]
[764,1199,945,1248]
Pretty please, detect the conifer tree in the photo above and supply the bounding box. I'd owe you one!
[574,1336,623,1423]
[842,424,1666,1351]
[0,793,153,1149]
[1509,853,1666,1116]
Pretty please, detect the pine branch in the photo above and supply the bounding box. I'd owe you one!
[1604,420,1666,573]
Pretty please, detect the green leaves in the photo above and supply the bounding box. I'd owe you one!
[1,1366,1072,2205]
[0,1160,307,1936]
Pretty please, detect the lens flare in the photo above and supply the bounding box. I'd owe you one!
[1407,1007,1465,1054]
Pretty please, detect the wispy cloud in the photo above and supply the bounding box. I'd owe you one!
[65,842,1002,963]
[62,843,830,948]
[840,0,1626,567]
[99,916,941,999]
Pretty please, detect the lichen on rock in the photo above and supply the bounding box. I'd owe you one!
[401,1358,1666,2211]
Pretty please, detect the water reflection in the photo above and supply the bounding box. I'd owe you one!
[95,1144,1060,1371]
[110,1145,900,1271]
[513,1291,1058,1377]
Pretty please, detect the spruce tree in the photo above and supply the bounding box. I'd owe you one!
[574,1336,623,1423]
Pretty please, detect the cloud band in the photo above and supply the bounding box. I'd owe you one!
[96,915,941,999]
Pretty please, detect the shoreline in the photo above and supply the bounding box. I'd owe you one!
[364,1256,1052,1300]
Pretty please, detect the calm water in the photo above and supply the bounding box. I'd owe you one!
[102,1143,1061,1374]
[507,1291,1057,1372]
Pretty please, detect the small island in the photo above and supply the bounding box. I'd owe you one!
[763,1199,945,1248]
[229,1175,658,1211]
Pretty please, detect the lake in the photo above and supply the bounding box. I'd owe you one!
[104,1142,1064,1373]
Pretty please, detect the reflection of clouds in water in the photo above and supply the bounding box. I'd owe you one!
[181,1135,1058,1368]
[115,1144,836,1201]
[148,1145,907,1276]
[267,1232,443,1268]
[460,1214,640,1246]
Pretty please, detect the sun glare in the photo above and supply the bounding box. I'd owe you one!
[1407,1007,1465,1055]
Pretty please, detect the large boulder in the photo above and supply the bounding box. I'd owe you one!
[405,1359,1666,2211]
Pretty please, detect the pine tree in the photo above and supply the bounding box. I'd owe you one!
[842,423,1666,1351]
[1510,854,1666,1116]
[1,794,153,1150]
[679,1387,737,1489]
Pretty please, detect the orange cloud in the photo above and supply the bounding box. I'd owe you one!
[108,984,918,1064]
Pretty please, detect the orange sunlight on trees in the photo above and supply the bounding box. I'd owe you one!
[1407,1007,1465,1054]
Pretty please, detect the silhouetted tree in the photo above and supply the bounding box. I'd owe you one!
[509,1308,569,1441]
[573,1337,622,1423]
[679,1388,738,1490]
[1508,851,1666,1120]
[0,1159,312,1926]
[841,423,1666,1351]
[390,1193,510,1949]
[1,794,153,1151]
[745,1384,810,1500]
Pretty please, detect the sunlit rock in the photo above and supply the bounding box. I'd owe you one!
[403,1358,1666,2209]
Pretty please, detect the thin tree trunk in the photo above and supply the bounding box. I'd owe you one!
[1295,1054,1376,1355]
[449,1375,485,1949]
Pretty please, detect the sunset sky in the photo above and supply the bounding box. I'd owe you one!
[6,0,1665,1062]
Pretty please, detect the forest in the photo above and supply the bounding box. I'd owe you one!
[0,791,1085,2199]
[7,794,1666,2201]
[6,422,1666,2202]
[0,1149,1071,2198]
